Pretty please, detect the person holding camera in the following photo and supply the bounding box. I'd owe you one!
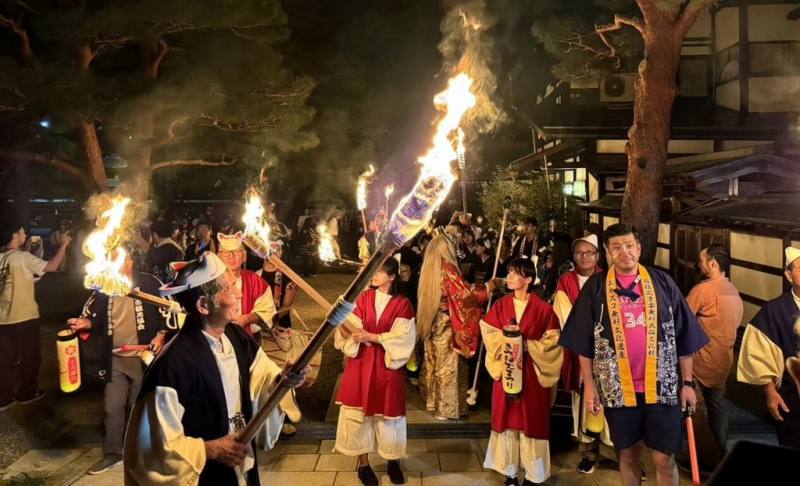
[0,220,71,410]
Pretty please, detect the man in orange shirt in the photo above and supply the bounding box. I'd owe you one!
[686,244,743,468]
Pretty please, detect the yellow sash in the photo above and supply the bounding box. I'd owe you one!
[605,265,658,406]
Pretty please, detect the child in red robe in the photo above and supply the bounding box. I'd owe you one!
[334,256,416,486]
[480,257,563,485]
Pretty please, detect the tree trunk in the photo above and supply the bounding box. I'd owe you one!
[80,121,108,192]
[621,19,682,264]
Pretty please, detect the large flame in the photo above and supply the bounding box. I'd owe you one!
[83,195,132,296]
[356,164,376,211]
[241,188,271,258]
[386,73,476,246]
[417,73,475,186]
[317,223,336,262]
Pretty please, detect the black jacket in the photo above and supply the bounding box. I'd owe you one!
[81,272,170,383]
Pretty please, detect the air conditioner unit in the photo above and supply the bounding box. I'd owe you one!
[600,73,635,105]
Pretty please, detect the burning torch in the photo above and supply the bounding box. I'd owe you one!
[82,195,181,314]
[457,128,467,213]
[356,164,376,235]
[384,184,394,216]
[238,72,476,443]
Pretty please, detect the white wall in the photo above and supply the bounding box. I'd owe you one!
[716,80,740,111]
[730,232,784,268]
[748,5,800,42]
[749,77,800,113]
[687,9,712,38]
[715,7,740,51]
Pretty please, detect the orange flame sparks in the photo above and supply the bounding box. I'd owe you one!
[415,73,475,196]
[83,195,132,296]
[241,189,271,258]
[356,164,376,211]
[317,224,336,262]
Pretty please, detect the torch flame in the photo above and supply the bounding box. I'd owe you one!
[356,164,376,211]
[384,184,394,198]
[83,195,132,296]
[456,128,466,171]
[416,73,475,196]
[241,189,271,258]
[317,223,336,262]
[386,72,476,247]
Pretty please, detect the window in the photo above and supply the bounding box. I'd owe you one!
[716,44,740,84]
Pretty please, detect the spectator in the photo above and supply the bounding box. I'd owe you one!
[684,244,743,471]
[185,220,216,261]
[0,219,71,410]
[144,220,183,283]
[297,218,319,277]
[511,217,538,260]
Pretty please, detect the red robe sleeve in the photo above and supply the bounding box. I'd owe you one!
[442,260,488,358]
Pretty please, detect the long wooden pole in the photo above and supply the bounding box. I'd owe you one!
[465,196,511,406]
[238,243,396,443]
[267,254,359,332]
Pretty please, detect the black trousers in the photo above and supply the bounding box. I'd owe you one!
[0,319,41,404]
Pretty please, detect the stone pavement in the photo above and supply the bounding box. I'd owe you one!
[2,437,706,485]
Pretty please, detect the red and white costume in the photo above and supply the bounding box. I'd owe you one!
[334,288,416,459]
[480,293,563,483]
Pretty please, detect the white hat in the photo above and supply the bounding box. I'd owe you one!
[574,234,599,250]
[786,247,800,268]
[218,231,244,251]
[159,252,228,296]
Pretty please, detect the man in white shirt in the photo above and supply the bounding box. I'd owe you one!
[1,220,71,410]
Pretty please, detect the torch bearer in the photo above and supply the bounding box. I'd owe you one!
[238,72,475,444]
[466,195,511,406]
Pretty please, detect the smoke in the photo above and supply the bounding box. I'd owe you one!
[438,0,510,136]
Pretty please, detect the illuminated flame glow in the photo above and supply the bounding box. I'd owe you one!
[83,195,132,296]
[416,73,475,195]
[356,164,376,211]
[386,73,476,246]
[317,224,336,262]
[456,128,466,170]
[242,189,271,258]
[384,184,394,199]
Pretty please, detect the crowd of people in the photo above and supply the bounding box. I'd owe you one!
[1,203,800,486]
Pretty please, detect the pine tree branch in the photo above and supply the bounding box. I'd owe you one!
[151,117,191,149]
[0,149,87,182]
[0,13,34,62]
[198,113,286,132]
[149,157,237,173]
[0,89,27,111]
[594,15,645,67]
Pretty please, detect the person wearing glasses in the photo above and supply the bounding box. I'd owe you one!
[552,234,608,474]
[559,224,708,486]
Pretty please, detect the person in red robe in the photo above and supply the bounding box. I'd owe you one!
[416,231,493,420]
[334,256,416,486]
[217,232,302,432]
[480,257,563,485]
[552,234,609,474]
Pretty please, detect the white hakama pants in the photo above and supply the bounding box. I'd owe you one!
[335,406,406,460]
[483,430,550,483]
